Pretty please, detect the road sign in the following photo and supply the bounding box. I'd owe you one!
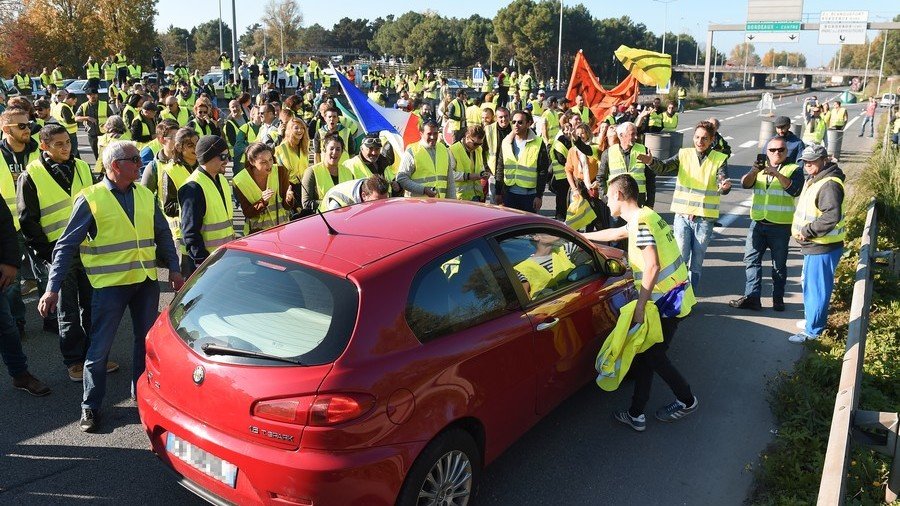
[746,0,803,44]
[746,32,800,43]
[818,11,868,45]
[472,67,484,85]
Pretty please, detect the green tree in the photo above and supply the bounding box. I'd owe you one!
[238,23,262,59]
[370,12,423,60]
[493,0,557,77]
[193,19,232,53]
[730,42,761,66]
[459,15,495,67]
[331,18,374,53]
[406,13,458,67]
[298,23,330,50]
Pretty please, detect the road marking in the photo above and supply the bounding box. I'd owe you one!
[844,115,860,130]
[725,116,735,120]
[714,199,753,233]
[738,140,757,148]
[677,127,691,133]
[724,136,734,140]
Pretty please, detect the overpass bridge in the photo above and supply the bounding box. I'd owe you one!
[674,64,881,90]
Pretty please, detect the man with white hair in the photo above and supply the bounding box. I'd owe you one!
[39,140,184,433]
[596,122,651,206]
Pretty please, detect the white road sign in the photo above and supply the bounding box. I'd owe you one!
[746,32,800,43]
[818,11,868,45]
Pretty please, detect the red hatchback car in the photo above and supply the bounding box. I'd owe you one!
[138,198,635,506]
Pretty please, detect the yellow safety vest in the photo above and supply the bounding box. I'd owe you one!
[342,156,376,179]
[51,69,64,87]
[274,142,309,184]
[514,248,576,298]
[648,111,663,128]
[0,150,39,231]
[14,74,31,91]
[750,163,798,224]
[550,137,569,181]
[161,107,190,126]
[52,103,78,134]
[481,75,493,92]
[156,161,192,246]
[661,113,678,132]
[323,178,362,209]
[571,106,590,125]
[827,107,847,128]
[465,105,482,127]
[608,144,647,195]
[671,148,727,219]
[802,119,826,144]
[177,93,196,110]
[529,100,544,116]
[79,183,158,288]
[103,63,117,81]
[220,56,232,71]
[25,158,93,242]
[543,110,560,140]
[85,63,100,80]
[449,141,485,201]
[115,54,128,69]
[500,135,542,190]
[186,170,234,253]
[77,101,109,133]
[312,163,354,211]
[792,176,846,245]
[409,143,450,197]
[628,206,696,317]
[232,168,283,235]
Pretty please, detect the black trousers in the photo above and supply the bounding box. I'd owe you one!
[550,177,569,220]
[88,135,99,159]
[498,87,509,108]
[629,316,693,417]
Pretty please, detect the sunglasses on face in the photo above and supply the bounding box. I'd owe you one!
[116,155,142,165]
[216,152,231,162]
[510,120,525,125]
[11,122,31,130]
[768,147,786,153]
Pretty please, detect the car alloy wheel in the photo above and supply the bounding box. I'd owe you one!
[417,449,473,506]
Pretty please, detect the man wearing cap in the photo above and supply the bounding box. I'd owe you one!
[178,135,234,275]
[530,90,545,117]
[322,175,390,210]
[730,136,803,312]
[789,144,845,343]
[342,133,401,195]
[765,116,805,165]
[74,88,109,159]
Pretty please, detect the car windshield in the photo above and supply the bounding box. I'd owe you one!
[169,249,359,366]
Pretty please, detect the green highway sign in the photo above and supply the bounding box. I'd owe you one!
[746,21,801,31]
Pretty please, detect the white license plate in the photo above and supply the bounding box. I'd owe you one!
[166,432,238,488]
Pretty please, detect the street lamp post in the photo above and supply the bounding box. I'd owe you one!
[556,0,563,93]
[185,37,190,69]
[652,0,678,55]
[218,0,223,56]
[862,35,872,92]
[279,23,285,62]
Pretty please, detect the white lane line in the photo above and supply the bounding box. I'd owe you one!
[714,199,753,234]
[725,116,735,120]
[844,115,861,130]
[738,140,757,148]
[677,127,692,133]
[724,136,734,140]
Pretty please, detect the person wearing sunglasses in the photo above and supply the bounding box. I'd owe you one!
[730,136,803,313]
[178,135,234,277]
[38,140,183,432]
[496,110,550,213]
[763,115,805,165]
[187,97,220,138]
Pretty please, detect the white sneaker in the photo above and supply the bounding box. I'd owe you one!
[795,320,806,330]
[788,332,818,343]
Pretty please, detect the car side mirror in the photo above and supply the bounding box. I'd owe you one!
[605,258,626,277]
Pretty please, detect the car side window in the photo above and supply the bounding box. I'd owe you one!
[406,241,516,343]
[496,229,599,302]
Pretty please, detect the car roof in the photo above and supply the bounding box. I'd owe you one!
[228,198,552,273]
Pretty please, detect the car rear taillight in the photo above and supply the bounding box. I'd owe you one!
[252,394,375,426]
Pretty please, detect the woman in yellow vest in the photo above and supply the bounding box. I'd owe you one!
[449,125,487,202]
[157,128,200,272]
[299,135,353,214]
[584,174,698,432]
[95,116,130,174]
[233,142,292,235]
[275,112,310,186]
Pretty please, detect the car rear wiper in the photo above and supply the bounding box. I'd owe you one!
[201,343,305,365]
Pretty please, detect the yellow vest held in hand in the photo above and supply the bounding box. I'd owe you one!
[595,300,663,391]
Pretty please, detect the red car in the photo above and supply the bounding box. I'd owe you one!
[138,199,635,505]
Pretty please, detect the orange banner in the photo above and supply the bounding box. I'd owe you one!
[565,50,640,129]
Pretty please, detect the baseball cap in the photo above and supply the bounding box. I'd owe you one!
[798,144,828,162]
[774,116,791,128]
[538,89,546,95]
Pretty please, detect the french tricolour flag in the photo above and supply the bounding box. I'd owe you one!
[332,67,419,153]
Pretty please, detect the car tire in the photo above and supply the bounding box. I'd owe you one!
[396,428,481,506]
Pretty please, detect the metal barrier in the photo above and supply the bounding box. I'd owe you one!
[817,198,900,504]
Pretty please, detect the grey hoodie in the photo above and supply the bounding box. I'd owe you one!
[797,161,845,254]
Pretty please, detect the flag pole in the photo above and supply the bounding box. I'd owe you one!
[556,0,563,91]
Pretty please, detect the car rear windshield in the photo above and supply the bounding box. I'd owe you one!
[169,249,359,366]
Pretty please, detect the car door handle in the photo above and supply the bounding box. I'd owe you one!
[535,318,559,331]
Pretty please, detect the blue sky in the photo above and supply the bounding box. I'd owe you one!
[154,0,897,67]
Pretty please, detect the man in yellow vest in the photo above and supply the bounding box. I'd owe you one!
[220,52,233,84]
[397,121,455,198]
[583,174,698,432]
[114,51,128,87]
[38,140,182,432]
[789,144,845,343]
[570,94,593,128]
[824,99,848,131]
[446,90,468,143]
[597,121,649,206]
[178,135,234,276]
[322,175,390,210]
[74,88,108,159]
[52,91,80,150]
[661,102,678,132]
[642,121,731,291]
[729,137,803,313]
[83,56,101,90]
[341,133,400,195]
[161,95,192,127]
[497,110,550,213]
[676,86,687,113]
[18,124,120,383]
[12,69,32,96]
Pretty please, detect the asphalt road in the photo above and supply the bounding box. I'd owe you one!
[0,89,879,505]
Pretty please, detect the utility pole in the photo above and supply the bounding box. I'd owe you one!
[742,40,749,90]
[875,31,888,96]
[556,0,563,93]
[675,33,680,64]
[653,0,677,54]
[862,36,872,92]
[218,0,223,56]
[231,0,238,75]
[185,37,190,69]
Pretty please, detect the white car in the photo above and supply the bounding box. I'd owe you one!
[879,93,897,108]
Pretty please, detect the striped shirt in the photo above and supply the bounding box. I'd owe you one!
[517,241,578,282]
[633,223,656,249]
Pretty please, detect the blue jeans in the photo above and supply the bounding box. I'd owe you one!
[743,221,790,301]
[83,278,160,410]
[801,247,843,337]
[0,284,28,378]
[677,98,685,113]
[503,190,538,213]
[673,214,714,292]
[859,116,874,136]
[57,263,91,367]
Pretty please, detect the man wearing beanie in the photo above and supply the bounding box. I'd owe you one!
[178,135,235,276]
[764,115,805,165]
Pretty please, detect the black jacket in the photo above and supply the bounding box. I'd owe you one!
[0,194,20,268]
